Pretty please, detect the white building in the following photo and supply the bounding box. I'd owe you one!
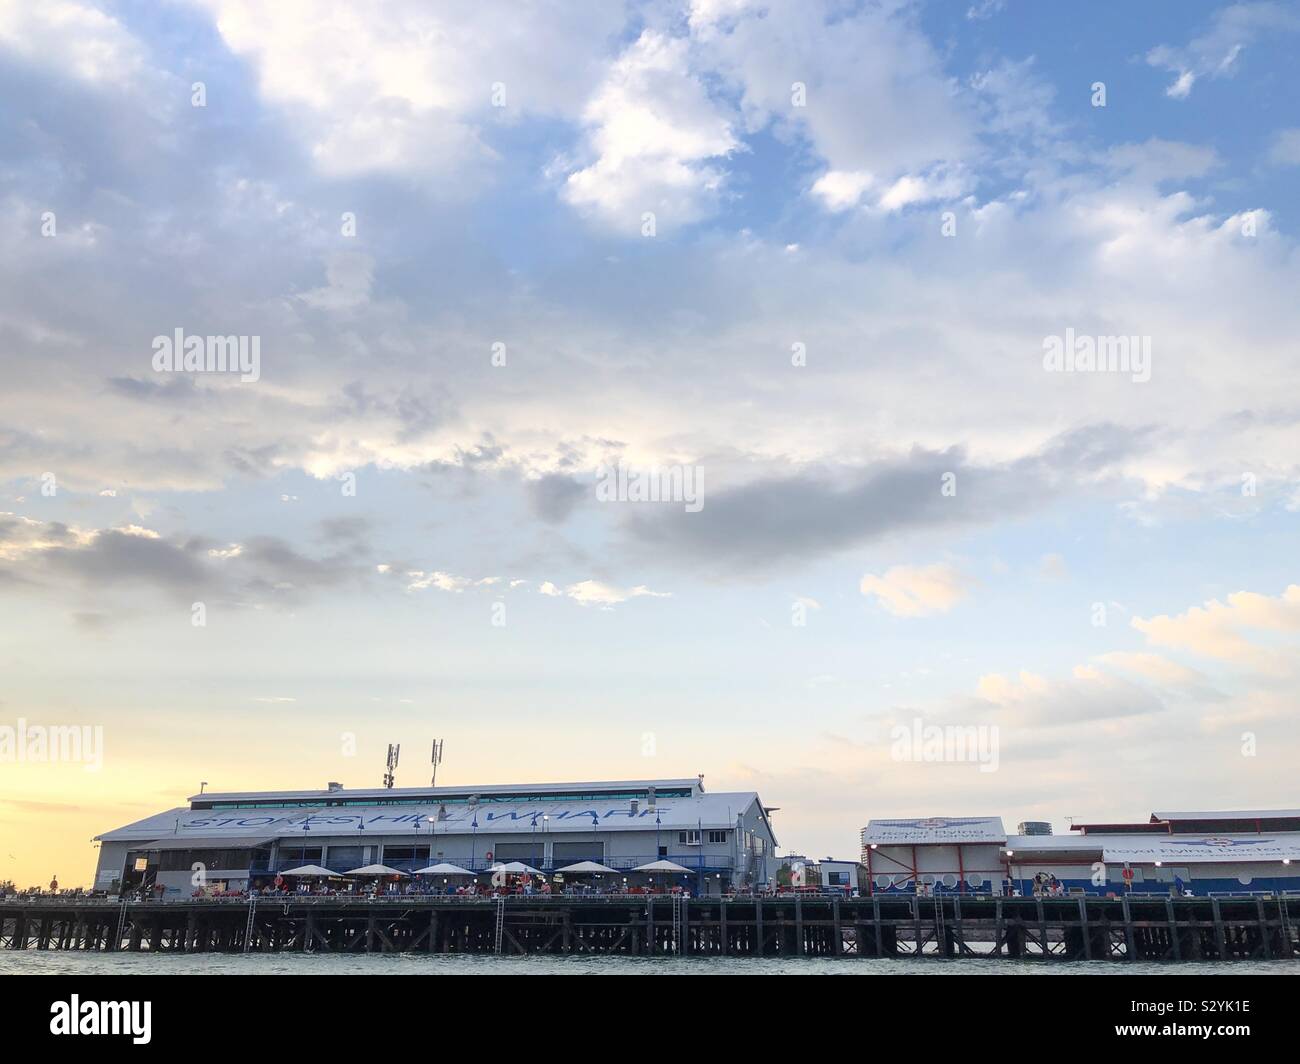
[861,816,1008,894]
[93,777,778,898]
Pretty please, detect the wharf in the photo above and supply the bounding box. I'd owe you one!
[4,894,1298,960]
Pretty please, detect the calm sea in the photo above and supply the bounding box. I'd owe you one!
[4,953,1298,975]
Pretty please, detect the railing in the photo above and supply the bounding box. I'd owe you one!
[267,853,738,875]
[5,890,1300,908]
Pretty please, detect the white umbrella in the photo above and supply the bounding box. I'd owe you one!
[413,863,476,876]
[278,864,345,878]
[555,861,619,874]
[345,864,408,877]
[488,861,543,875]
[632,860,692,874]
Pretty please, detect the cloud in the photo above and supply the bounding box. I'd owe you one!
[400,569,498,593]
[701,0,972,184]
[1131,584,1300,672]
[811,170,873,212]
[1146,2,1300,100]
[974,666,1165,727]
[0,0,147,85]
[965,0,1005,19]
[1268,128,1300,166]
[619,425,1140,574]
[562,30,739,233]
[192,0,625,177]
[561,580,670,607]
[527,474,587,524]
[1093,651,1207,688]
[860,563,971,617]
[1037,553,1068,580]
[1106,138,1220,183]
[1,516,370,607]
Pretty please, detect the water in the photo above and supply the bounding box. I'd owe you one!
[4,952,1297,975]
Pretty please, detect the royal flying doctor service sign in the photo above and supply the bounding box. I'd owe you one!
[862,817,1006,845]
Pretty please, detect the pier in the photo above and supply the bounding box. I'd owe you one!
[4,894,1298,961]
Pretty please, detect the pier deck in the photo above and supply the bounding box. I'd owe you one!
[4,895,1297,961]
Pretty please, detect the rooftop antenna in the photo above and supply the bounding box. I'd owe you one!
[430,739,444,788]
[383,743,401,789]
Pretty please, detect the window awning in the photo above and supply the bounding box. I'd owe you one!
[134,835,277,852]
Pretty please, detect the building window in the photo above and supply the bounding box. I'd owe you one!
[326,846,365,870]
[553,842,604,862]
[278,846,323,866]
[706,830,728,844]
[379,847,429,864]
[493,842,543,864]
[679,830,700,845]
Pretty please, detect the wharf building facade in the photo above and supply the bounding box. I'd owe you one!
[93,777,778,898]
[861,810,1300,896]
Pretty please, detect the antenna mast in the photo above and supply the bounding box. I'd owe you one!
[430,739,444,788]
[383,743,401,789]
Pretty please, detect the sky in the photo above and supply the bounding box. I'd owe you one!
[1,0,1299,889]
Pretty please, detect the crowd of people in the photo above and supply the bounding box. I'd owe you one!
[186,875,698,900]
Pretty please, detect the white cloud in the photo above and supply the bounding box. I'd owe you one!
[1146,2,1300,100]
[402,569,497,593]
[965,0,1005,20]
[1131,585,1300,671]
[299,253,375,312]
[876,166,970,211]
[810,170,873,212]
[562,31,739,233]
[1165,70,1196,99]
[193,0,625,176]
[0,513,95,561]
[0,0,146,84]
[703,1,972,187]
[860,563,970,617]
[560,580,671,607]
[975,666,1164,726]
[1093,651,1203,686]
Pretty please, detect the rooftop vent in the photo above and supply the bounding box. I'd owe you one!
[326,782,343,792]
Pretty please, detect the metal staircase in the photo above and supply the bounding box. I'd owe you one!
[113,899,129,951]
[671,892,685,955]
[243,897,257,953]
[494,897,506,954]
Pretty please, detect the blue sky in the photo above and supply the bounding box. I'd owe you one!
[2,0,1300,884]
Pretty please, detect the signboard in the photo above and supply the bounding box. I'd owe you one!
[863,817,1006,845]
[1103,837,1300,865]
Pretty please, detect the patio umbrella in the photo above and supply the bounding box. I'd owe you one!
[554,861,619,874]
[345,864,408,877]
[278,864,345,878]
[413,863,476,876]
[631,860,692,874]
[487,861,543,876]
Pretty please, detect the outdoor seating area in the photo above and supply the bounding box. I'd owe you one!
[186,858,710,900]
